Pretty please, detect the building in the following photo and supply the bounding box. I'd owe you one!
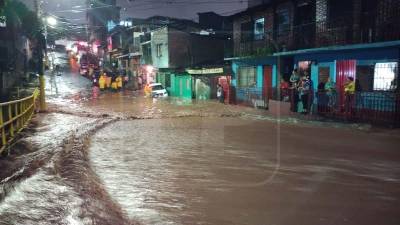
[227,0,400,125]
[108,15,227,97]
[86,0,120,61]
[1,0,37,100]
[248,0,273,8]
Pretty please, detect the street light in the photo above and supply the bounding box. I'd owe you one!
[37,15,57,112]
[46,16,57,26]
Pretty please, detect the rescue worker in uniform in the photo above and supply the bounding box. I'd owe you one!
[99,74,106,90]
[116,75,123,90]
[105,73,112,89]
[111,75,118,92]
[144,83,151,97]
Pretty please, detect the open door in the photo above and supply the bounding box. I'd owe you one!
[263,65,273,100]
[336,60,356,110]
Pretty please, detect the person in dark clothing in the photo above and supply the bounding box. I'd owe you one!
[317,81,328,113]
[298,76,311,114]
[217,84,225,103]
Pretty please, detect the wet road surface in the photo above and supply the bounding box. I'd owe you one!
[89,118,400,225]
[0,52,399,225]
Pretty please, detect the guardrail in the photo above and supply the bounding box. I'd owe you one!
[0,88,39,154]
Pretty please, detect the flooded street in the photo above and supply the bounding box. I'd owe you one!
[1,52,400,225]
[89,118,400,225]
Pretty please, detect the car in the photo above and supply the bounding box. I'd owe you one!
[149,83,168,98]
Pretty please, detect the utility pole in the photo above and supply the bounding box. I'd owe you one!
[34,0,46,111]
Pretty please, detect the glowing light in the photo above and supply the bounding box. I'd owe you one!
[146,65,154,74]
[46,16,57,26]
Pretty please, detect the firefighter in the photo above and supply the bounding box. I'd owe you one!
[111,76,118,92]
[105,73,112,89]
[116,75,123,90]
[99,74,106,90]
[144,83,151,97]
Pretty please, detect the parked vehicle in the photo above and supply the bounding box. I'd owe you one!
[150,83,168,98]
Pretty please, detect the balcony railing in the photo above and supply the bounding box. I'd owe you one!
[140,33,151,43]
[234,16,400,57]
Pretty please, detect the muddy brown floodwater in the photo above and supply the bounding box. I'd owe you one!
[89,117,400,225]
[1,53,399,225]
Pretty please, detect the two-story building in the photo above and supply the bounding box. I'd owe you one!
[227,0,400,125]
[125,16,227,99]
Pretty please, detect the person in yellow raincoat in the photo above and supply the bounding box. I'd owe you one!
[99,74,106,90]
[111,76,118,92]
[344,76,355,114]
[144,83,151,97]
[105,73,112,89]
[116,75,123,90]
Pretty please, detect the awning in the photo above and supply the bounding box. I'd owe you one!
[186,67,224,75]
[116,54,129,59]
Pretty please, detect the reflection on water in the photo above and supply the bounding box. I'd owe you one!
[90,118,400,225]
[89,118,280,225]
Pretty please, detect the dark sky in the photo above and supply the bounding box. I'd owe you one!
[21,0,248,24]
[118,0,248,21]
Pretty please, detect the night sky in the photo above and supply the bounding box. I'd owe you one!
[21,0,248,24]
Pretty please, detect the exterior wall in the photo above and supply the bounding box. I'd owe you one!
[190,35,225,66]
[170,73,192,98]
[248,0,272,8]
[151,27,169,69]
[168,28,191,69]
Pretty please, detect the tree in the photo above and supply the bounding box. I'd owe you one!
[1,0,42,38]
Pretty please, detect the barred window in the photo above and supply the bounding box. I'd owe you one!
[238,66,257,87]
[254,18,265,40]
[374,62,398,91]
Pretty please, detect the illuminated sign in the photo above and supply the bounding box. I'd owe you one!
[0,16,6,27]
[107,37,112,52]
[186,68,224,75]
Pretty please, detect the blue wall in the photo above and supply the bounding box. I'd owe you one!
[293,47,399,63]
[257,66,263,88]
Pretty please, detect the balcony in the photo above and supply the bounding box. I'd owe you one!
[233,16,400,57]
[140,33,151,43]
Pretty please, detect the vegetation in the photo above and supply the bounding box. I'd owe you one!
[0,0,42,38]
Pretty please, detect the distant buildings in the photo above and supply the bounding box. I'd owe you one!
[86,0,120,61]
[0,0,39,99]
[106,15,230,97]
[227,0,400,125]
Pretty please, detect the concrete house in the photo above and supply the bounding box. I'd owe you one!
[227,0,400,125]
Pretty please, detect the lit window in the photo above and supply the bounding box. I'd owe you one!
[374,62,398,91]
[156,44,162,57]
[276,9,290,36]
[254,18,265,40]
[0,16,6,28]
[238,67,257,87]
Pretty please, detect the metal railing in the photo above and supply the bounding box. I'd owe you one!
[289,89,400,127]
[234,15,400,57]
[236,87,268,109]
[0,88,39,154]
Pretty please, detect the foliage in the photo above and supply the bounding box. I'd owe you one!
[1,0,42,38]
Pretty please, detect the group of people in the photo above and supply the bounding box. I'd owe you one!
[288,69,313,114]
[91,69,128,92]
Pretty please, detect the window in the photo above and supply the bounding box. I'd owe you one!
[254,18,265,40]
[156,43,163,57]
[238,67,257,87]
[240,21,253,42]
[356,65,374,91]
[373,62,398,91]
[276,9,290,36]
[0,16,6,28]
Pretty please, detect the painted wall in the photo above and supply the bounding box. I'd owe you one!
[170,73,192,99]
[293,47,399,63]
[151,27,169,69]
